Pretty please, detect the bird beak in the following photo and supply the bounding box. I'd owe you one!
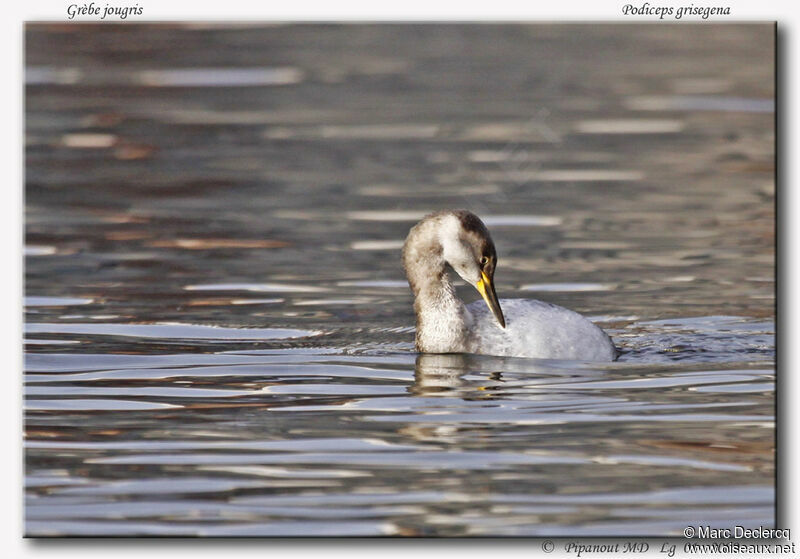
[476,270,505,328]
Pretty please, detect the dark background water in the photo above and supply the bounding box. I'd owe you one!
[24,23,774,536]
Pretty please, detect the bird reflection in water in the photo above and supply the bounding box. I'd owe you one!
[410,353,505,399]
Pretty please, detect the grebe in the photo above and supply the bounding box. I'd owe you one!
[402,210,616,361]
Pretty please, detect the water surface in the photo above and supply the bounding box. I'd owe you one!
[24,23,774,537]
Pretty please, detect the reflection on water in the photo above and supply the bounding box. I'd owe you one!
[24,23,774,536]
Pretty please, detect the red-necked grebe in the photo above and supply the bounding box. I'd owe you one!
[402,210,616,361]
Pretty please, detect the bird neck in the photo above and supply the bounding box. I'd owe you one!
[407,260,470,354]
[415,277,470,353]
[402,216,472,353]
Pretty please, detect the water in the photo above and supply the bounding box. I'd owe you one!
[24,23,774,537]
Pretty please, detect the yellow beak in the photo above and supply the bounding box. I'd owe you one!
[475,270,505,328]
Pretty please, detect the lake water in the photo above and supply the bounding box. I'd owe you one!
[24,23,775,537]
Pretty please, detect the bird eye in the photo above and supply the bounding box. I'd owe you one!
[480,256,489,266]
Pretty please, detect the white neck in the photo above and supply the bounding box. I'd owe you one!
[403,216,471,353]
[413,270,471,353]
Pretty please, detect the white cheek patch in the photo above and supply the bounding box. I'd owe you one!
[438,214,481,285]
